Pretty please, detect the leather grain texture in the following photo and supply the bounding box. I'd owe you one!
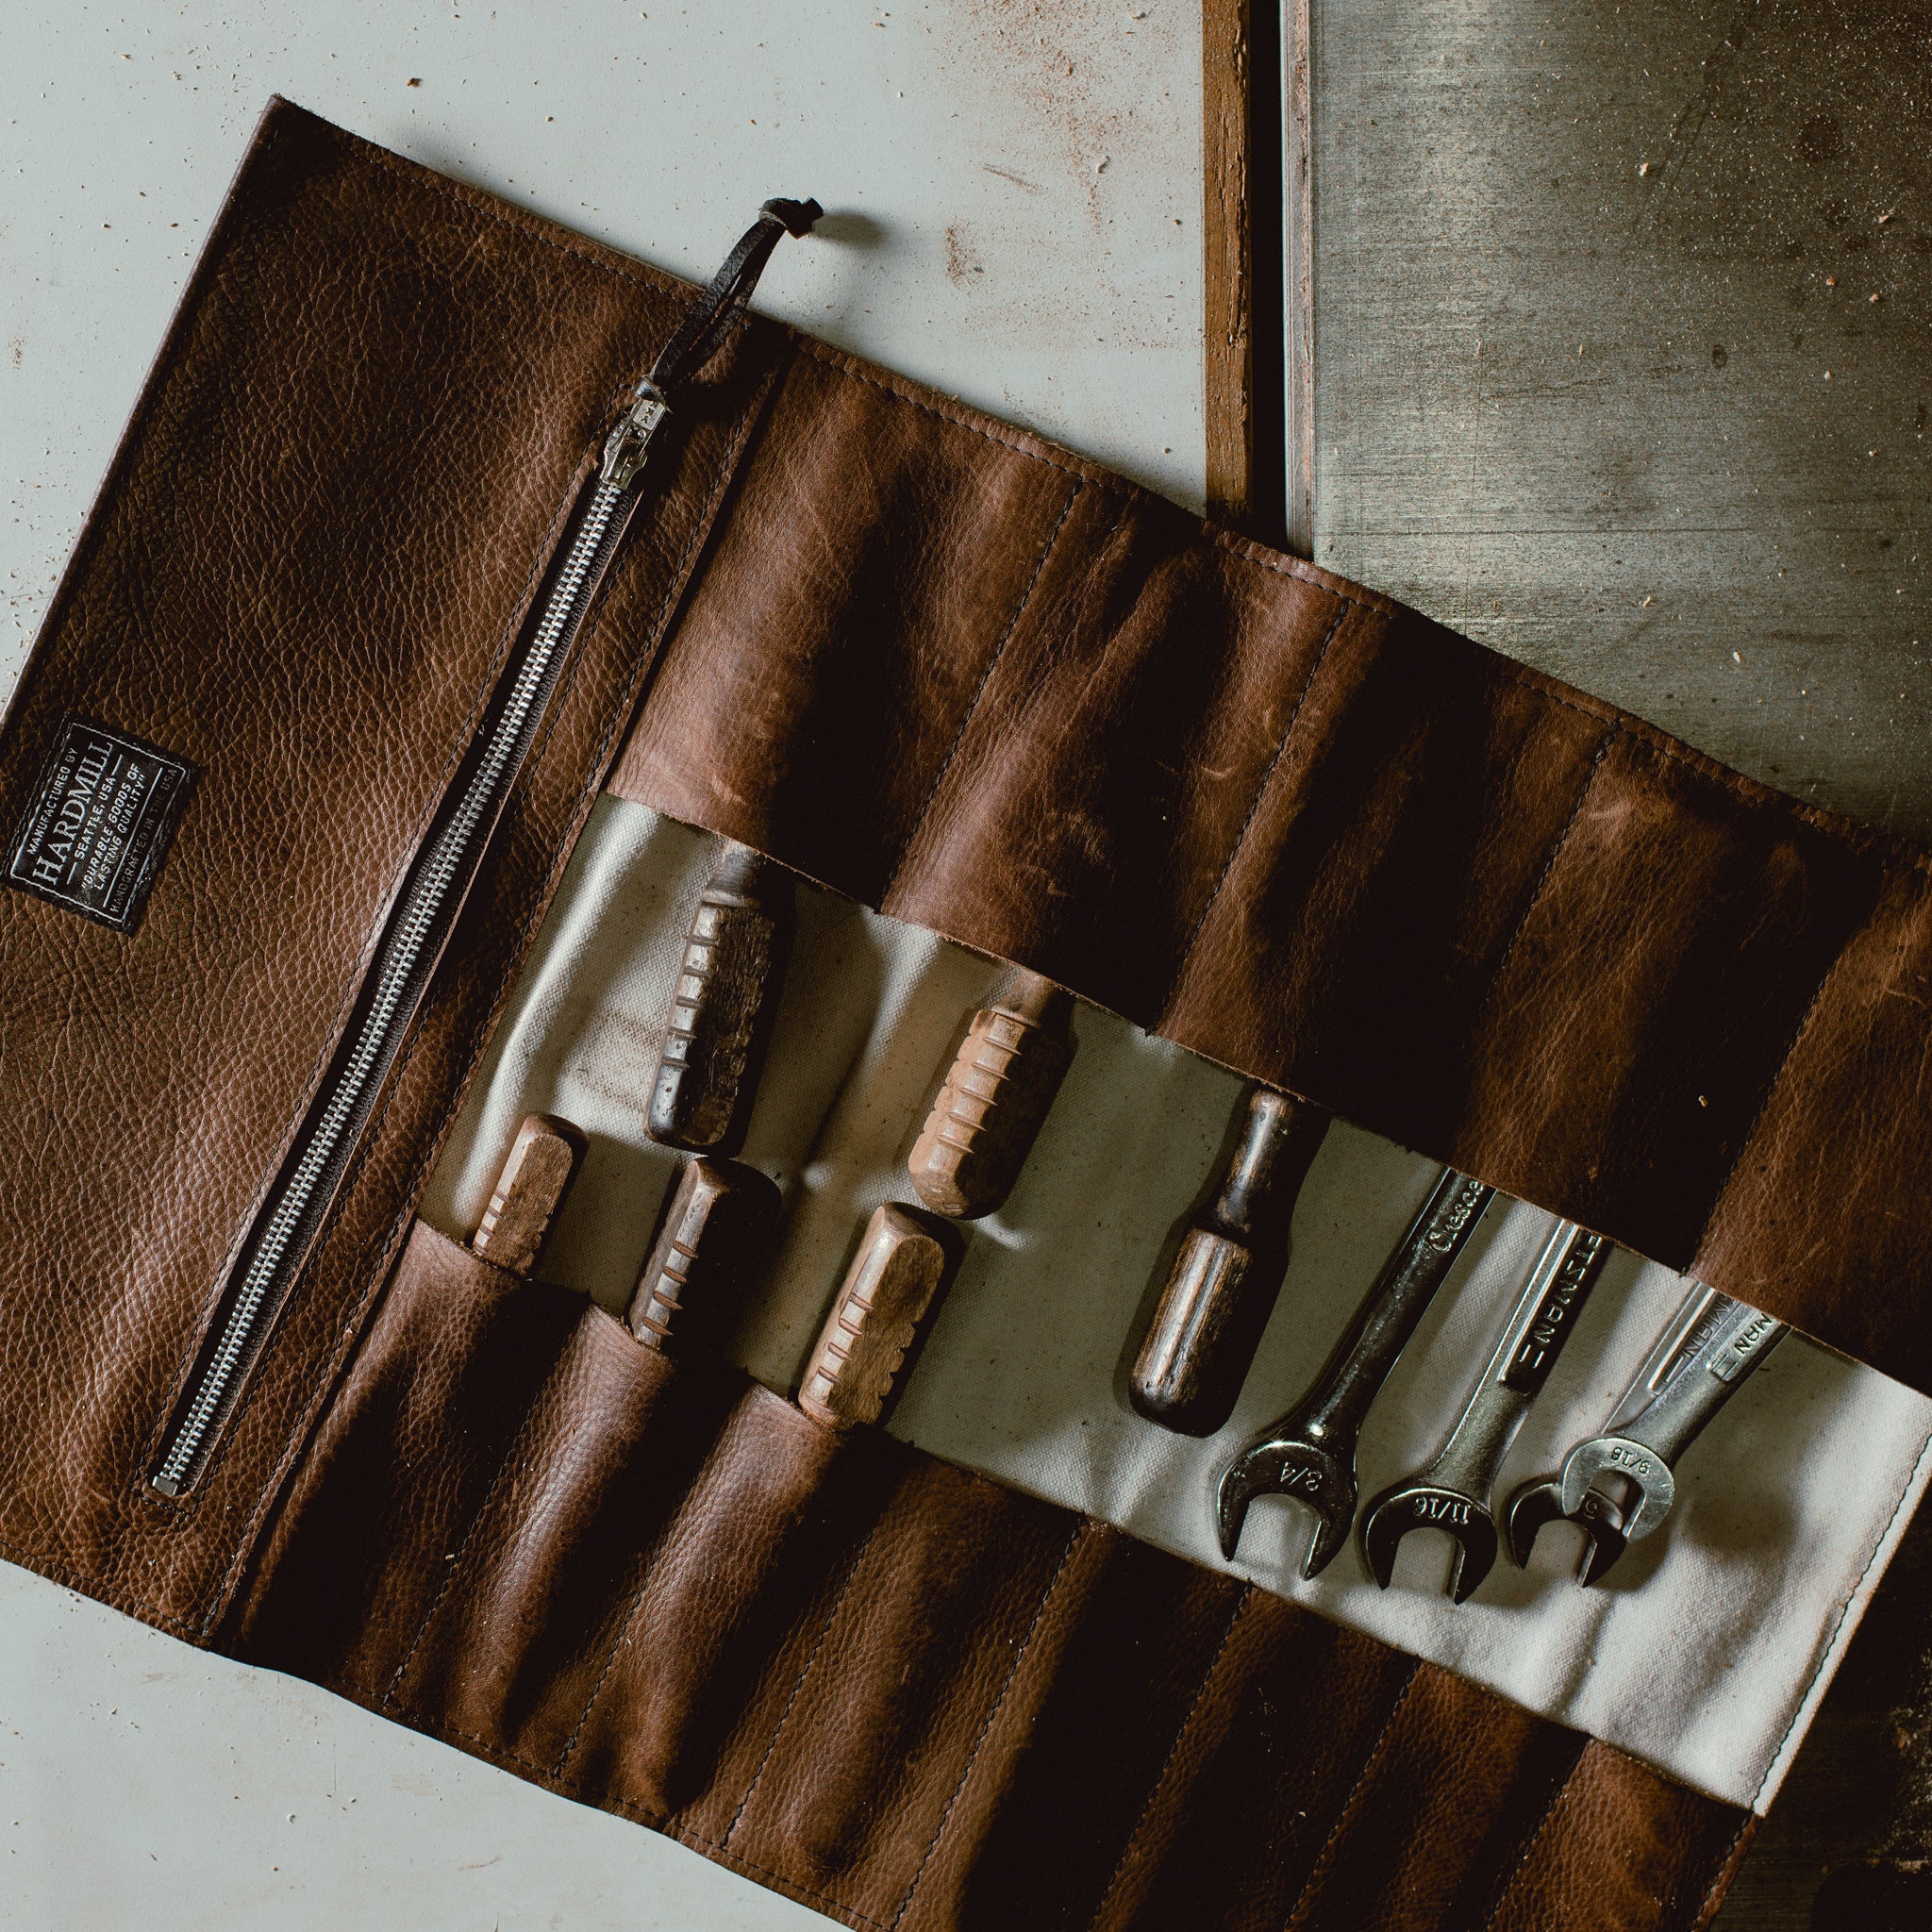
[0,99,784,1635]
[0,99,1890,1928]
[608,331,1924,1395]
[231,1224,1749,1932]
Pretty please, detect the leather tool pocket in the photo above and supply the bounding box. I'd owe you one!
[233,1218,1748,1932]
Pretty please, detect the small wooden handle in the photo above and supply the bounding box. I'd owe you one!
[797,1203,951,1430]
[908,966,1074,1220]
[627,1156,780,1355]
[472,1112,589,1276]
[649,840,794,1154]
[1129,1086,1329,1435]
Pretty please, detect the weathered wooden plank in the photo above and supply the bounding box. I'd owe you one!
[1204,0,1287,540]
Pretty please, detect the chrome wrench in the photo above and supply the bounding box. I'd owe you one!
[1358,1220,1613,1603]
[1215,1168,1495,1579]
[1507,1286,1787,1584]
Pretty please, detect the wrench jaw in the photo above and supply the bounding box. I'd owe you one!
[1504,1476,1631,1586]
[1557,1436,1675,1543]
[1503,1477,1569,1570]
[1358,1484,1498,1605]
[1214,1435,1354,1579]
[1570,1489,1630,1586]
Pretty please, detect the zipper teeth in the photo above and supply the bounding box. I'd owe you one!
[154,475,627,1493]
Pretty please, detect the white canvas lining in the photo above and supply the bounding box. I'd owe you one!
[421,796,1932,1815]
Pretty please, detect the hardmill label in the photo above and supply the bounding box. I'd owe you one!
[7,717,197,933]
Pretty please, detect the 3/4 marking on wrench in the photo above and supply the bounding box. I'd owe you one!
[1217,1168,1497,1579]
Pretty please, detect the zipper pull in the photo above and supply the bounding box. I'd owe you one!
[601,379,671,490]
[599,194,821,494]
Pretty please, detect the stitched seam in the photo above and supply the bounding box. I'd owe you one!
[1087,1584,1253,1931]
[801,334,1915,880]
[1694,871,1893,1270]
[879,480,1083,904]
[0,1527,207,1641]
[1749,1420,1932,1810]
[1473,723,1619,1005]
[0,106,328,888]
[353,1685,891,1930]
[199,356,777,1637]
[378,1374,556,1710]
[1281,1661,1426,1932]
[137,443,598,1535]
[360,119,1848,870]
[800,320,1927,858]
[350,132,691,300]
[125,279,591,1522]
[548,1387,797,1779]
[1453,1731,1591,1932]
[1152,598,1352,1037]
[663,1824,889,1932]
[1689,1818,1757,1932]
[551,1541,660,1776]
[889,1520,1090,1931]
[796,340,1138,493]
[720,1514,879,1849]
[1472,1745,1587,1932]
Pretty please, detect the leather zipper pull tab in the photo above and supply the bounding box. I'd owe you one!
[600,380,671,490]
[603,194,822,490]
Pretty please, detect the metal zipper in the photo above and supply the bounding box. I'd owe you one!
[150,396,666,1496]
[149,197,816,1498]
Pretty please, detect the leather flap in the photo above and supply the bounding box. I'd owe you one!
[609,332,1931,1393]
[0,100,778,1631]
[233,1222,1752,1932]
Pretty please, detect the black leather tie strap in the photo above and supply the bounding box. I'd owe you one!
[647,195,823,402]
[602,195,821,488]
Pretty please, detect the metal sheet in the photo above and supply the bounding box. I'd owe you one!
[1309,0,1931,841]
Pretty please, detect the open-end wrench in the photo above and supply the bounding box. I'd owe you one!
[1507,1287,1788,1583]
[1505,1284,1728,1581]
[1358,1220,1612,1603]
[1216,1168,1495,1578]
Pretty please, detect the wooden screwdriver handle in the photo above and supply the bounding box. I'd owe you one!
[649,840,795,1155]
[797,1203,952,1430]
[627,1156,780,1355]
[908,966,1074,1220]
[1129,1086,1330,1435]
[471,1112,589,1276]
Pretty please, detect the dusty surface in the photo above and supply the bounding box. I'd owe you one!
[0,0,1202,712]
[1313,0,1932,841]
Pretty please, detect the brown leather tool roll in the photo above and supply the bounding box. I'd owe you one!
[0,97,1913,1929]
[233,1221,1749,1932]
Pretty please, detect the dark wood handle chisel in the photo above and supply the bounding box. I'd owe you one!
[627,1155,781,1357]
[1129,1084,1331,1435]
